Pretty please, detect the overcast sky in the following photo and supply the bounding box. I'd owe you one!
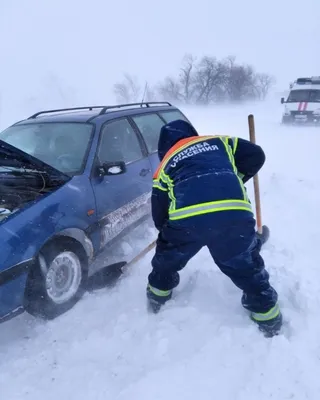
[0,0,319,121]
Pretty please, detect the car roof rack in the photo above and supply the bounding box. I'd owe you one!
[97,101,172,115]
[27,102,172,119]
[27,106,107,119]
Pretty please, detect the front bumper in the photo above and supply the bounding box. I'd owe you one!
[0,258,35,323]
[282,112,320,125]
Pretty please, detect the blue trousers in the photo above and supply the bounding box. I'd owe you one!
[148,216,278,314]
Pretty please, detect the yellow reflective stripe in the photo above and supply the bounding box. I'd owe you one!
[160,171,173,184]
[153,183,167,192]
[167,185,176,211]
[160,171,176,210]
[228,136,245,183]
[169,200,252,220]
[231,137,238,153]
[148,284,171,297]
[251,304,280,322]
[157,136,250,217]
[221,137,248,202]
[153,179,168,192]
[221,137,236,171]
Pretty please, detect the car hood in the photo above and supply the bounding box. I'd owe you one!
[0,139,69,178]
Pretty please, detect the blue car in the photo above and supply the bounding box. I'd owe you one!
[0,102,191,323]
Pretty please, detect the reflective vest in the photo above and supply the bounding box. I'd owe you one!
[152,135,253,221]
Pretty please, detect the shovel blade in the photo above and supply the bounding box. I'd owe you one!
[256,225,270,246]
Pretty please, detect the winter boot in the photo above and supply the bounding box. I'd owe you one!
[250,303,282,337]
[146,284,172,313]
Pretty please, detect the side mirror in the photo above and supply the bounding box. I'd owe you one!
[281,97,285,104]
[102,161,126,176]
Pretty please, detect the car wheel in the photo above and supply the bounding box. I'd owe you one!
[24,239,88,320]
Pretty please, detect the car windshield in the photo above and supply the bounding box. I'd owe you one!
[286,89,320,103]
[0,122,93,175]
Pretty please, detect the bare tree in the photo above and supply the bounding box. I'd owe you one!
[178,54,197,103]
[113,74,142,103]
[157,76,182,102]
[115,53,275,105]
[224,63,257,101]
[194,56,229,104]
[224,55,237,70]
[157,55,197,103]
[254,73,276,100]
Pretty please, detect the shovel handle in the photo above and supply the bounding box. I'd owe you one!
[248,114,263,234]
[126,240,156,267]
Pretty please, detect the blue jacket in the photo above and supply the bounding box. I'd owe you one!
[152,120,265,230]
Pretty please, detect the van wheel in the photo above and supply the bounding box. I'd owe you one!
[25,240,88,320]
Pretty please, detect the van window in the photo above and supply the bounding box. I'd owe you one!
[287,89,320,103]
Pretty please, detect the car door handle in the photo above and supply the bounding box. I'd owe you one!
[140,168,151,177]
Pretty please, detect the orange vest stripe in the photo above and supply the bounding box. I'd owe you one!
[153,135,214,179]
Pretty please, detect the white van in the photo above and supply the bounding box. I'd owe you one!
[281,77,320,125]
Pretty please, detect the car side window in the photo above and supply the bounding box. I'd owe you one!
[98,118,143,164]
[132,113,166,154]
[159,110,189,123]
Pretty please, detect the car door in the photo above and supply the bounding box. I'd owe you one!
[131,109,190,173]
[91,117,153,250]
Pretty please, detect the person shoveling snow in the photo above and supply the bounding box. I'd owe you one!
[146,119,282,337]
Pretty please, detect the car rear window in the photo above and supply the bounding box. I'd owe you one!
[159,110,189,123]
[132,113,166,153]
[132,110,191,154]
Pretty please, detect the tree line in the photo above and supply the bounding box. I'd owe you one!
[113,54,275,105]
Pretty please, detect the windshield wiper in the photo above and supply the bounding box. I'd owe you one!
[0,166,45,173]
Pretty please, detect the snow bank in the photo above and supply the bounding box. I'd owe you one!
[1,100,320,400]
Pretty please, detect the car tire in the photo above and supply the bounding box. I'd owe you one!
[24,239,88,320]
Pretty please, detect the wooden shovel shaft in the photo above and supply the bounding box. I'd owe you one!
[248,114,263,234]
[126,240,156,267]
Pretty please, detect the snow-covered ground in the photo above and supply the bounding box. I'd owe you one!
[1,101,320,400]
